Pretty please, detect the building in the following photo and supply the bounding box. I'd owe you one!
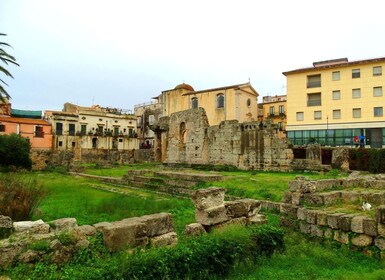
[134,101,162,149]
[259,94,287,138]
[283,57,385,148]
[45,103,138,151]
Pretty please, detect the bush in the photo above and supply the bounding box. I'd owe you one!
[0,133,32,170]
[0,174,45,221]
[350,148,385,173]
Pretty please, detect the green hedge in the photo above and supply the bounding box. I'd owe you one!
[349,148,385,173]
[0,133,32,170]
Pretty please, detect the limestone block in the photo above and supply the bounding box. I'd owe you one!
[73,225,97,239]
[374,237,385,250]
[342,178,364,188]
[324,228,334,239]
[50,239,61,250]
[29,232,55,242]
[75,239,90,249]
[340,191,360,203]
[297,208,307,221]
[304,194,324,206]
[195,205,229,226]
[310,225,323,238]
[351,234,373,247]
[93,222,112,232]
[184,223,206,236]
[363,218,378,237]
[150,232,178,247]
[13,220,50,234]
[323,191,341,206]
[299,221,311,234]
[306,210,318,224]
[289,180,301,192]
[351,216,367,234]
[247,214,267,225]
[102,219,148,252]
[316,211,328,226]
[378,223,385,237]
[260,201,281,212]
[280,204,299,218]
[368,193,385,206]
[222,217,248,227]
[339,214,357,232]
[18,249,39,263]
[327,213,346,229]
[191,187,226,210]
[224,199,260,218]
[137,213,174,237]
[282,192,292,204]
[0,216,13,239]
[334,230,349,244]
[291,192,303,206]
[375,206,385,224]
[0,241,23,268]
[50,218,78,232]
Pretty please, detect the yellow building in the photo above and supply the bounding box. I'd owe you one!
[283,57,385,148]
[260,95,287,138]
[155,82,259,125]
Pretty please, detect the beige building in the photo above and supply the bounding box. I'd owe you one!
[283,57,385,148]
[134,101,162,149]
[260,95,287,138]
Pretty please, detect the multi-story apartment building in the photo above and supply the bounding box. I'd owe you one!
[283,57,385,148]
[260,94,287,138]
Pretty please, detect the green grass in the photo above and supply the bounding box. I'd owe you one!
[82,162,163,177]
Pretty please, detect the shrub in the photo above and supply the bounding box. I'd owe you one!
[0,133,32,170]
[0,174,45,221]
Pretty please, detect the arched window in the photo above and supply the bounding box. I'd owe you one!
[217,94,225,108]
[180,122,186,144]
[192,97,198,109]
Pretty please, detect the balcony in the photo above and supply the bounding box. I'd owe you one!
[307,100,321,106]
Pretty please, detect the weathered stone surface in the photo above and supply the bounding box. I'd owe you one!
[73,225,97,239]
[75,239,90,249]
[368,193,385,206]
[351,216,366,234]
[316,211,328,226]
[184,223,206,236]
[13,220,50,234]
[297,208,307,221]
[150,232,178,247]
[102,219,148,252]
[374,237,385,250]
[351,234,373,247]
[50,239,62,250]
[0,216,13,239]
[291,192,303,206]
[247,214,267,225]
[378,223,385,237]
[191,187,225,210]
[18,250,39,263]
[195,205,229,226]
[334,230,349,244]
[280,203,298,218]
[331,147,350,171]
[299,221,311,234]
[137,213,174,237]
[93,222,112,232]
[324,228,334,239]
[363,218,378,237]
[327,213,346,229]
[304,193,324,206]
[340,191,360,203]
[225,199,260,218]
[29,232,55,242]
[322,191,341,206]
[222,217,248,227]
[310,225,323,238]
[339,214,357,232]
[50,218,78,232]
[0,241,23,268]
[375,205,385,224]
[51,245,76,264]
[282,192,292,204]
[306,210,318,224]
[260,201,281,212]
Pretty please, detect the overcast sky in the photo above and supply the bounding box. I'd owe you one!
[1,0,384,112]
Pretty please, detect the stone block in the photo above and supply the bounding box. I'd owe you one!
[340,191,360,203]
[316,211,328,226]
[280,203,298,218]
[13,220,50,234]
[260,201,281,212]
[310,225,323,238]
[291,192,303,206]
[0,216,13,239]
[375,206,385,224]
[282,192,292,204]
[304,194,324,206]
[191,187,225,210]
[137,213,174,237]
[374,237,385,250]
[322,191,341,206]
[334,230,349,244]
[363,218,378,237]
[223,217,248,226]
[339,214,356,232]
[378,223,385,237]
[184,223,206,236]
[102,219,148,252]
[224,199,260,218]
[49,218,78,232]
[351,216,366,234]
[327,213,346,229]
[368,193,385,206]
[93,222,112,232]
[73,225,97,239]
[0,241,24,268]
[297,208,307,221]
[351,234,373,247]
[306,210,318,224]
[195,205,229,226]
[247,214,267,225]
[150,232,178,247]
[324,228,334,239]
[299,221,311,234]
[18,249,39,263]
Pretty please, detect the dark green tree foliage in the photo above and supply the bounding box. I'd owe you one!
[0,133,32,170]
[349,148,385,173]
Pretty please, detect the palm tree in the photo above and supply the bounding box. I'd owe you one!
[0,33,19,101]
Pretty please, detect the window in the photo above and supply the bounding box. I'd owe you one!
[279,105,285,114]
[314,111,322,120]
[307,74,321,88]
[192,97,198,109]
[247,98,251,107]
[332,90,341,100]
[353,108,361,118]
[217,94,224,108]
[332,71,340,81]
[58,141,62,147]
[333,109,341,119]
[149,115,155,125]
[56,122,63,135]
[373,66,382,76]
[352,69,360,78]
[278,122,283,129]
[374,86,383,97]
[352,88,361,99]
[296,112,304,121]
[80,124,87,134]
[68,123,75,136]
[35,126,44,137]
[374,107,383,117]
[269,106,275,115]
[307,93,321,106]
[114,127,119,135]
[0,124,5,132]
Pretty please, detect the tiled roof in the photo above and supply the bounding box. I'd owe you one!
[0,116,51,125]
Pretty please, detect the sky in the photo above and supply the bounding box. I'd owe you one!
[1,0,385,112]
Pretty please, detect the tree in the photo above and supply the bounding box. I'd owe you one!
[0,33,19,101]
[0,133,32,170]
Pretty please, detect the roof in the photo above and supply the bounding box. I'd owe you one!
[11,109,42,119]
[283,56,385,75]
[0,116,51,125]
[181,82,258,96]
[174,83,194,91]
